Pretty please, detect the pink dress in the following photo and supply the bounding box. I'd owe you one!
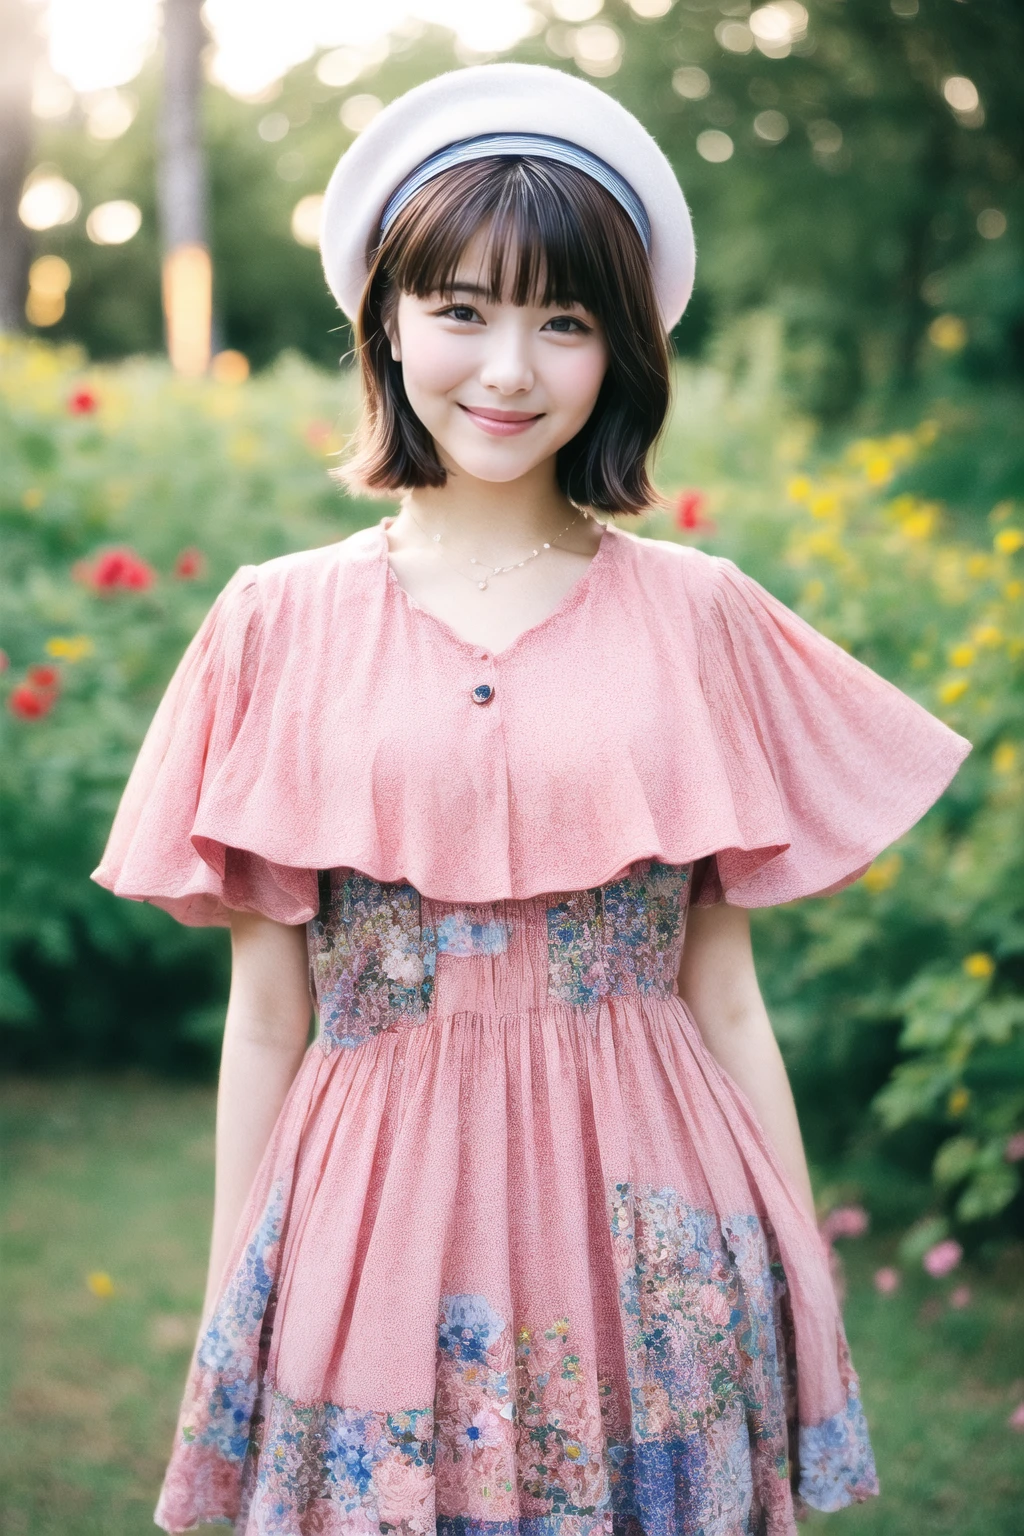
[93,521,970,1535]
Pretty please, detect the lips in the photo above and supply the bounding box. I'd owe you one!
[457,403,544,437]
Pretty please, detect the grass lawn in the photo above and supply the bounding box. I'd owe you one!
[2,1077,1022,1535]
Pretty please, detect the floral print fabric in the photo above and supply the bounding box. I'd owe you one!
[156,1188,875,1534]
[308,861,692,1051]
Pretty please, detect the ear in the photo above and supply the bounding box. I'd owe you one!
[382,304,402,363]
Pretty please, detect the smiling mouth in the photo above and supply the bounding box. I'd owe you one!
[457,404,544,435]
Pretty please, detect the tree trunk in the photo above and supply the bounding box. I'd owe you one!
[158,0,211,374]
[0,0,37,334]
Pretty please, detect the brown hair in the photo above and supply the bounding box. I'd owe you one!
[336,155,672,515]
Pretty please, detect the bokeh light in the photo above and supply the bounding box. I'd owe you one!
[19,172,81,231]
[25,256,72,328]
[86,200,143,245]
[672,65,710,100]
[340,94,383,133]
[697,129,735,163]
[291,193,325,248]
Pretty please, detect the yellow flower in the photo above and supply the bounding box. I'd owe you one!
[947,1086,971,1117]
[966,553,992,580]
[1005,579,1022,600]
[901,509,935,541]
[963,953,995,980]
[45,635,94,662]
[994,527,1023,555]
[862,854,902,893]
[86,1270,115,1298]
[787,475,812,503]
[948,644,975,669]
[809,491,840,519]
[865,455,894,487]
[971,623,1003,648]
[22,487,43,510]
[992,742,1017,775]
[928,314,968,352]
[939,678,969,705]
[801,579,825,605]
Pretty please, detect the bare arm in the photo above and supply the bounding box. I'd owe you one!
[201,911,312,1323]
[676,902,816,1220]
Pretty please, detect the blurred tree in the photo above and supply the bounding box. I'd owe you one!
[0,0,38,332]
[159,0,212,373]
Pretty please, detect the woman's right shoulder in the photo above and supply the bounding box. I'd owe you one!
[222,522,384,626]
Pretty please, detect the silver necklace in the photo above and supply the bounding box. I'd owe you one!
[404,503,590,591]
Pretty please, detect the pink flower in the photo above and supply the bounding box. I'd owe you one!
[457,1408,502,1451]
[68,387,99,414]
[305,419,334,449]
[1004,1132,1024,1163]
[873,1266,901,1295]
[1009,1403,1024,1432]
[698,1284,734,1328]
[674,489,713,532]
[923,1238,963,1278]
[174,546,207,580]
[948,1284,972,1309]
[820,1205,869,1244]
[372,1454,434,1533]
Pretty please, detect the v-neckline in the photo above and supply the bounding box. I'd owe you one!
[378,515,615,661]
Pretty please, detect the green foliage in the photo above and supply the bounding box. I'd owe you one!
[1,333,1022,1250]
[0,337,377,1068]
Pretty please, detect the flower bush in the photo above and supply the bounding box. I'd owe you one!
[1,336,1021,1247]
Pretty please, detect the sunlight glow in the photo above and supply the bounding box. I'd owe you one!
[45,1,544,100]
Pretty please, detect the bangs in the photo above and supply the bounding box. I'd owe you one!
[379,157,644,317]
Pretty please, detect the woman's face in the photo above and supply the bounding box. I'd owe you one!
[388,226,610,485]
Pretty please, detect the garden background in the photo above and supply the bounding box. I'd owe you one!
[1,1,1023,1532]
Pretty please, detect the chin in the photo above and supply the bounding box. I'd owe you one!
[440,441,553,485]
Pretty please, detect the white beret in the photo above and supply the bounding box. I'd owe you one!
[320,62,695,332]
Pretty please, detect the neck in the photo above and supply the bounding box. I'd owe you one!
[399,456,579,554]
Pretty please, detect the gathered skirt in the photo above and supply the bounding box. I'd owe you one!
[155,864,878,1535]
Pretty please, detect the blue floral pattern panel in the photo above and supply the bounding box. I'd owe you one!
[546,861,692,1009]
[307,873,515,1052]
[308,872,437,1049]
[157,1195,878,1534]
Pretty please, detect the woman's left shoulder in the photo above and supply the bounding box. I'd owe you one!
[606,525,723,609]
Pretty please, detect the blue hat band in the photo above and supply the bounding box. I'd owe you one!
[378,131,652,253]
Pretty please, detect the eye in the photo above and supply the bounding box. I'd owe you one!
[543,314,591,334]
[436,304,482,323]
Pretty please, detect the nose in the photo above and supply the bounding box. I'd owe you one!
[477,315,535,396]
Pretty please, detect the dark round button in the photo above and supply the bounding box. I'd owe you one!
[471,683,494,705]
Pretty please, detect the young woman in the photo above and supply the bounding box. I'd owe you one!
[94,63,970,1536]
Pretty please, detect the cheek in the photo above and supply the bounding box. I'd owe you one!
[546,343,609,420]
[399,319,470,400]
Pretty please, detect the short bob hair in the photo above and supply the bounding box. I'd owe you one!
[336,155,672,516]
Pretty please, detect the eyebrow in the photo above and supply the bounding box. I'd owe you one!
[440,283,586,308]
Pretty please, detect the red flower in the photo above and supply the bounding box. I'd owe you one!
[674,489,714,533]
[8,684,55,719]
[27,663,60,691]
[77,546,156,593]
[174,546,207,580]
[304,419,334,449]
[68,387,99,415]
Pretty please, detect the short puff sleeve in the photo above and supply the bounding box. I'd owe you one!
[692,557,971,907]
[91,566,319,927]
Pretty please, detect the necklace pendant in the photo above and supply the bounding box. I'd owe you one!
[478,579,488,590]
